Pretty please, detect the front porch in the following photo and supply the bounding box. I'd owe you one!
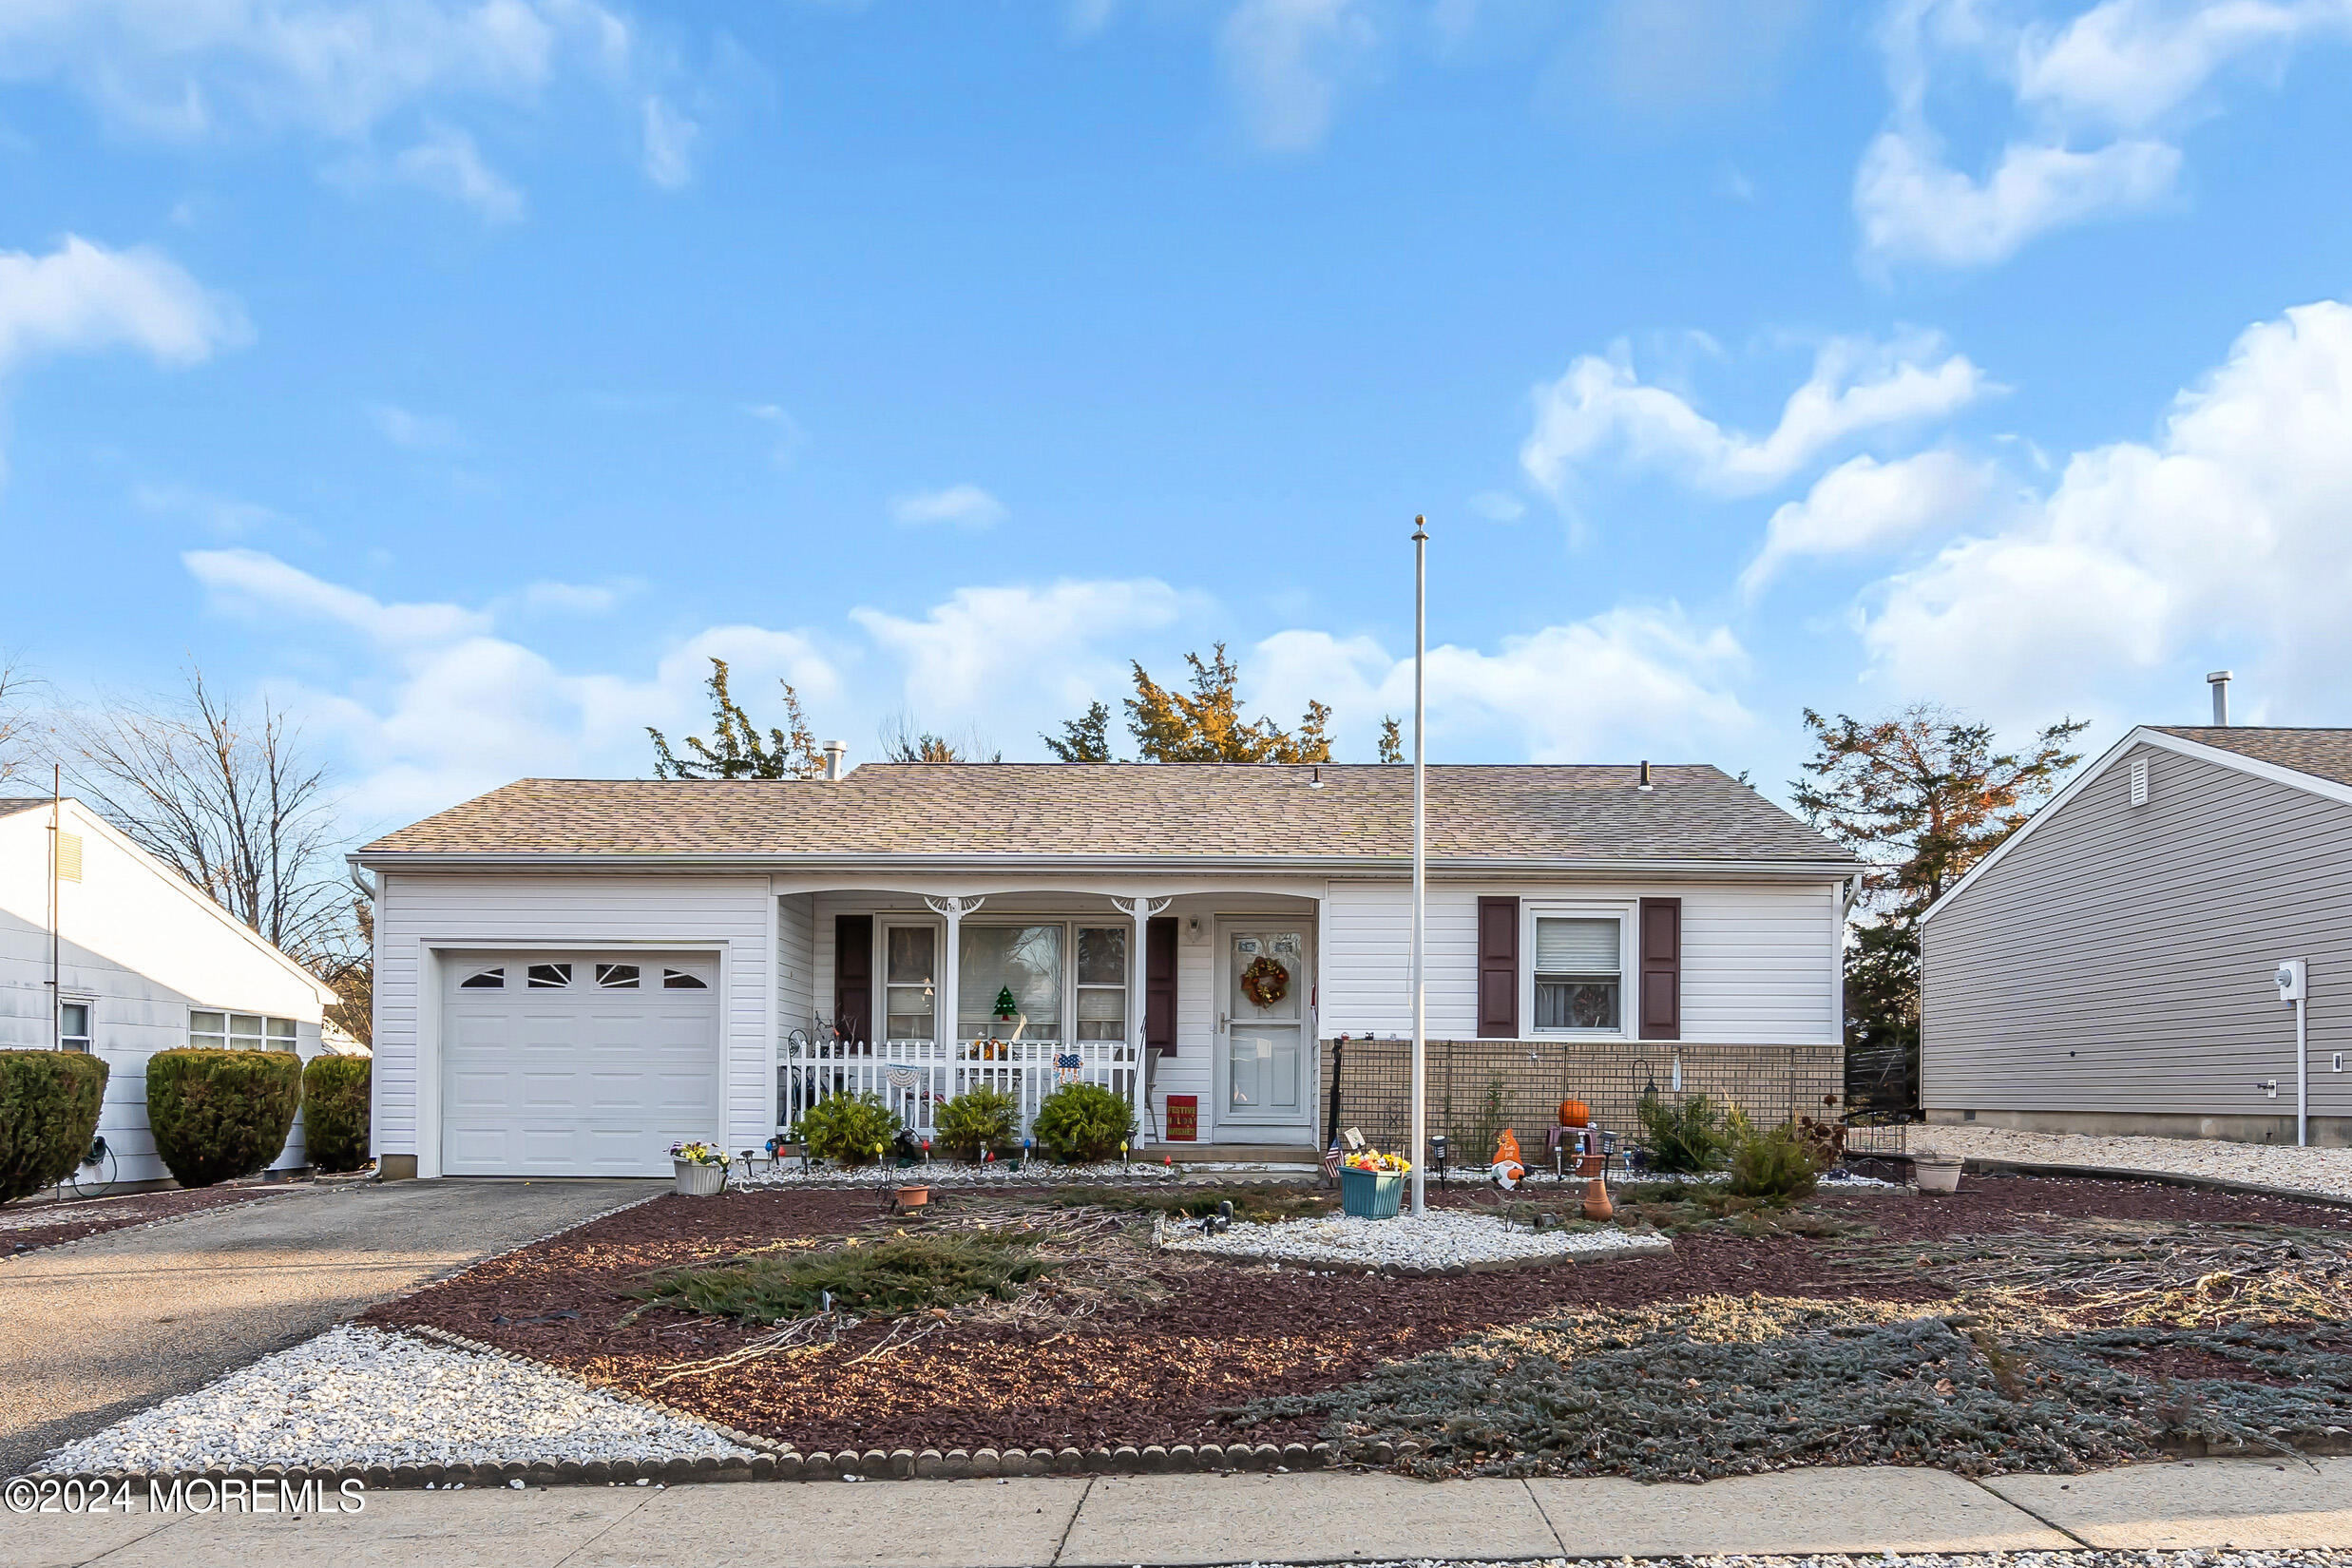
[774,883,1324,1153]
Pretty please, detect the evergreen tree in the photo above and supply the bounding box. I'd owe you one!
[1123,643,1331,763]
[648,659,824,779]
[1793,703,2088,1110]
[1041,700,1115,762]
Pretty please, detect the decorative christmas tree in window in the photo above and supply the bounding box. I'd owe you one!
[992,986,1019,1018]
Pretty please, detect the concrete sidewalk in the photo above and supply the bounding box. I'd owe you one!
[7,1458,2347,1568]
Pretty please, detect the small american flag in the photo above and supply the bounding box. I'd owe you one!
[1322,1137,1344,1181]
[1055,1051,1083,1083]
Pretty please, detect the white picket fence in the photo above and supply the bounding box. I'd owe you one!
[778,1038,1142,1144]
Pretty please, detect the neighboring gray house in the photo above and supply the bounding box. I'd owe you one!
[1921,725,2352,1147]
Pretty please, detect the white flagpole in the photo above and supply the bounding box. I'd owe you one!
[1409,515,1428,1216]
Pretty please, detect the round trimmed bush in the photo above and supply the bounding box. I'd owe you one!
[302,1054,373,1173]
[934,1084,1021,1162]
[800,1091,901,1166]
[0,1050,110,1204]
[146,1048,303,1189]
[1030,1081,1136,1164]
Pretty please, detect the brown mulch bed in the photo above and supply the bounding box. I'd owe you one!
[1,1181,296,1255]
[364,1173,2352,1456]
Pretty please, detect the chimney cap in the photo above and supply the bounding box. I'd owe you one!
[2207,670,2233,683]
[820,740,849,780]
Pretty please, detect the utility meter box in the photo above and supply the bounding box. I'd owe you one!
[2276,958,2307,1003]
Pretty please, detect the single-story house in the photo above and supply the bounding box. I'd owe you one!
[0,796,340,1188]
[1921,725,2352,1147]
[351,759,1863,1179]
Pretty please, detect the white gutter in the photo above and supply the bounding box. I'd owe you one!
[348,850,1862,878]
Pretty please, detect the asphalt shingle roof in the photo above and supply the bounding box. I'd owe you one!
[2152,727,2352,790]
[0,797,52,819]
[360,763,1857,867]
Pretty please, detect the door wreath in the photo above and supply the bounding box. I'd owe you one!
[1239,954,1291,1009]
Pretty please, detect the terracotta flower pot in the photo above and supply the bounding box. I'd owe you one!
[1558,1098,1590,1128]
[1581,1176,1614,1221]
[896,1185,931,1209]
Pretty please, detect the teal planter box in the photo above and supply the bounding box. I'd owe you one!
[1338,1166,1403,1219]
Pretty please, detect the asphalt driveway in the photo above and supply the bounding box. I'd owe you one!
[0,1177,657,1479]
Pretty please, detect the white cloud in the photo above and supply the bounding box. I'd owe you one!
[0,0,693,210]
[1521,332,1989,499]
[1857,298,2352,718]
[0,235,243,375]
[1467,489,1526,522]
[890,483,1007,528]
[181,547,838,822]
[641,94,697,188]
[1856,0,2352,269]
[1218,0,1382,152]
[1741,449,1999,596]
[391,124,526,221]
[131,482,292,538]
[851,580,1197,726]
[367,401,459,449]
[1854,128,2178,269]
[1248,607,1753,762]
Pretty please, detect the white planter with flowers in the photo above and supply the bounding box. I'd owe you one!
[669,1141,731,1196]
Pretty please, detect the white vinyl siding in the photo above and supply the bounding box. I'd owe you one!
[373,872,772,1169]
[1321,878,1841,1043]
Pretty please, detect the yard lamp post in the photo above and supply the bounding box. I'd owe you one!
[1410,515,1429,1218]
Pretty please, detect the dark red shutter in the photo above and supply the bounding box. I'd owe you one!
[1637,897,1681,1041]
[1145,916,1178,1056]
[1476,895,1518,1039]
[834,915,873,1044]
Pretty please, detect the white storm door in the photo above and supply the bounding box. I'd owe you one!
[1222,927,1310,1129]
[440,955,721,1176]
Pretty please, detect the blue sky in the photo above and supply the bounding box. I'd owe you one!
[4,0,2351,837]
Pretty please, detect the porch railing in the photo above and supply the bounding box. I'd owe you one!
[778,1037,1142,1146]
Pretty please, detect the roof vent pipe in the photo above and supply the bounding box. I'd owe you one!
[2207,671,2232,727]
[1637,760,1654,792]
[821,740,848,780]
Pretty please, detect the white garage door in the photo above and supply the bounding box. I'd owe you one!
[441,953,722,1176]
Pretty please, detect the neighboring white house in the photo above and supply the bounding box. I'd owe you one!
[354,760,1862,1179]
[0,796,339,1187]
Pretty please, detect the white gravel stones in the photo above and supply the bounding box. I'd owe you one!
[1301,1553,2352,1568]
[38,1325,755,1475]
[1158,1207,1671,1270]
[1920,1123,2352,1200]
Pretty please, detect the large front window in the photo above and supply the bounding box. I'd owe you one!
[1533,916,1621,1031]
[958,924,1064,1042]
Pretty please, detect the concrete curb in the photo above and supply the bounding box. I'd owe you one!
[1958,1157,2352,1212]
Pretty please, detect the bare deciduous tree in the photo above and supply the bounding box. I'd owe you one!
[0,658,45,789]
[64,670,351,966]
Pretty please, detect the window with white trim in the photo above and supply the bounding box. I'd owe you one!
[59,1000,92,1052]
[189,1010,299,1051]
[884,926,937,1041]
[1075,926,1128,1042]
[957,924,1065,1043]
[1531,915,1623,1032]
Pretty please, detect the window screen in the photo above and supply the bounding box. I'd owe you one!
[1534,916,1622,1031]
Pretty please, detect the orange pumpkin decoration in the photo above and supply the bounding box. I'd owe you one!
[1558,1097,1590,1128]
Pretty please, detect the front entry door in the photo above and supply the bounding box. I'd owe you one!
[1222,927,1311,1135]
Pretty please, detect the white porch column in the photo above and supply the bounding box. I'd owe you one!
[922,895,985,1054]
[1112,894,1171,1135]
